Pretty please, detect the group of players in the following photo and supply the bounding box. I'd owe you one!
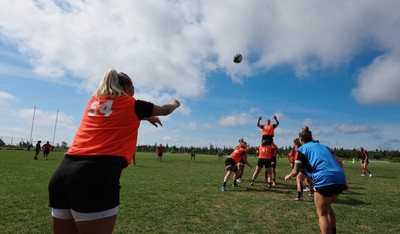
[221,115,374,233]
[221,115,280,192]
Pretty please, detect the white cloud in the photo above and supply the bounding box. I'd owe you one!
[186,121,198,130]
[302,118,321,127]
[352,56,400,104]
[1,1,400,150]
[337,124,374,134]
[0,91,17,102]
[218,113,253,126]
[0,0,399,105]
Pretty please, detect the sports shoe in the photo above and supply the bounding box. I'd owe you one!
[361,174,366,176]
[303,187,310,192]
[294,197,303,201]
[369,174,372,177]
[221,187,226,192]
[237,178,242,183]
[250,182,254,186]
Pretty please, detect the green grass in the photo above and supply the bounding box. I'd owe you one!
[0,150,399,233]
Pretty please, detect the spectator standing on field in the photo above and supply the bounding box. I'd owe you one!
[190,148,196,161]
[33,141,41,160]
[157,144,164,162]
[42,141,52,160]
[359,147,372,177]
[48,68,180,234]
[218,148,224,161]
[257,115,279,145]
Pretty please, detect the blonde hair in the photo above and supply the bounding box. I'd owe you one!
[96,69,132,98]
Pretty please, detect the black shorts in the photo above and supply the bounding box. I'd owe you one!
[315,184,347,197]
[44,150,50,154]
[48,156,126,213]
[225,158,238,172]
[361,159,369,164]
[257,158,272,168]
[262,135,273,144]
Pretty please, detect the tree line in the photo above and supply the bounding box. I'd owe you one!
[136,143,400,162]
[1,139,399,162]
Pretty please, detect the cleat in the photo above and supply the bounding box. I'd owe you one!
[221,187,226,192]
[250,182,254,186]
[361,174,366,176]
[369,174,372,177]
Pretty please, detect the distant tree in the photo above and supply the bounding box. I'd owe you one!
[61,141,68,148]
[0,138,5,147]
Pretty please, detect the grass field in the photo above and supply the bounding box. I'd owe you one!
[0,150,399,234]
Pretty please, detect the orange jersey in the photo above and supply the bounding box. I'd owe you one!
[258,145,272,159]
[229,147,247,164]
[288,152,294,163]
[294,146,299,160]
[261,124,275,136]
[66,94,140,166]
[235,143,243,150]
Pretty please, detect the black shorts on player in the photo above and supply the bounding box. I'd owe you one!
[225,158,238,172]
[257,158,272,168]
[49,156,126,213]
[315,184,347,197]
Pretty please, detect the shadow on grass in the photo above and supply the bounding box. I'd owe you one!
[368,175,398,179]
[231,182,302,195]
[335,196,369,206]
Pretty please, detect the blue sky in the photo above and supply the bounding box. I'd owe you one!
[1,0,400,151]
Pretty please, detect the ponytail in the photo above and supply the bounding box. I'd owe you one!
[299,126,313,143]
[96,69,132,98]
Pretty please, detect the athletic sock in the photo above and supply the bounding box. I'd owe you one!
[297,192,302,199]
[223,182,227,187]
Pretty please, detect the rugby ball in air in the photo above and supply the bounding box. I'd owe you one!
[233,53,242,63]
